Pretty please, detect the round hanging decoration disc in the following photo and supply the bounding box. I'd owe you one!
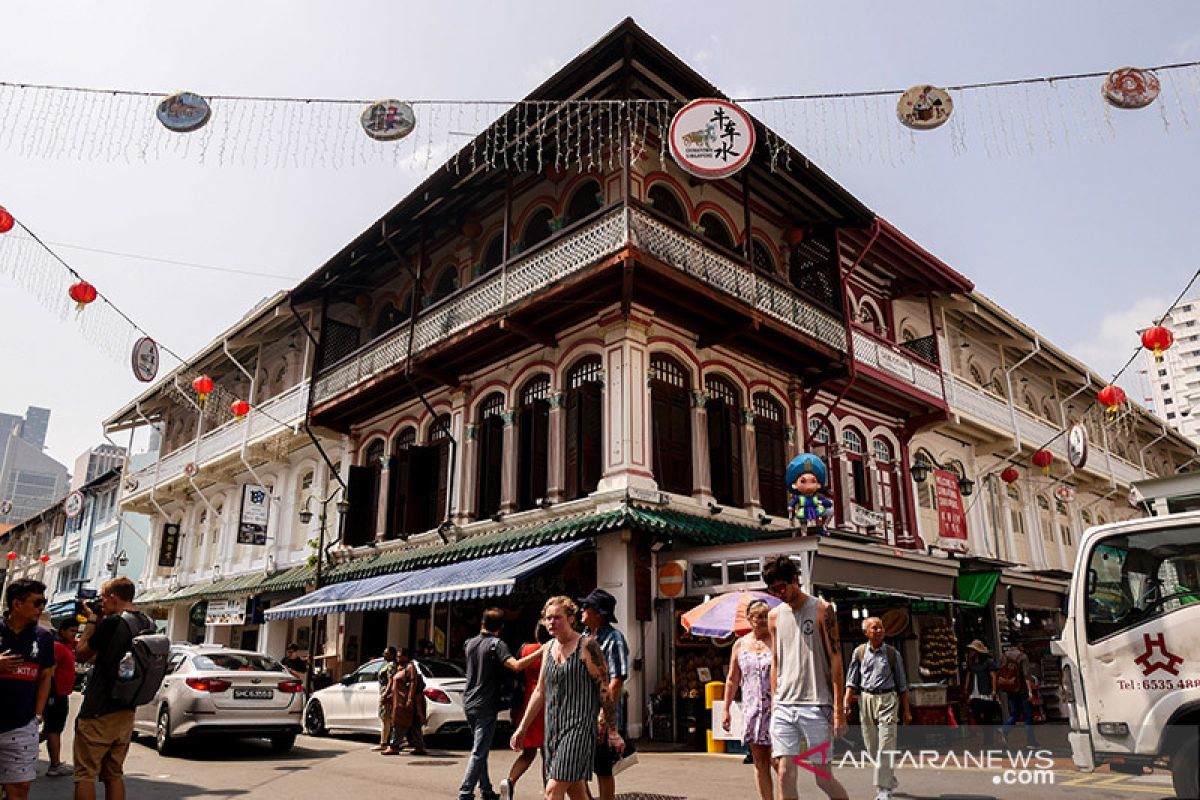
[1053,484,1077,504]
[361,100,416,141]
[668,99,756,180]
[0,500,12,516]
[1067,423,1089,470]
[157,91,212,133]
[64,491,84,519]
[896,85,954,130]
[1102,67,1161,110]
[183,462,199,478]
[131,336,160,383]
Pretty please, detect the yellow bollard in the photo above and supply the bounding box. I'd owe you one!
[705,681,726,753]
[707,729,726,754]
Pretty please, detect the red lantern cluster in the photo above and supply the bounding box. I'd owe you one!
[0,207,13,234]
[1097,384,1127,419]
[783,227,806,246]
[1141,325,1174,362]
[192,375,214,403]
[230,399,250,420]
[69,280,97,311]
[1031,449,1053,476]
[1001,467,1020,487]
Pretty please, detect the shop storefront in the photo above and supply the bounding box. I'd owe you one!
[998,570,1069,721]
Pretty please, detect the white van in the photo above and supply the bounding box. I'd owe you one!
[1052,511,1200,798]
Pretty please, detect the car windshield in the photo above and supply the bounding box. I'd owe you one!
[192,653,284,672]
[418,659,465,679]
[1086,525,1200,642]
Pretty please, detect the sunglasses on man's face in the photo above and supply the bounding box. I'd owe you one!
[765,582,790,597]
[31,597,47,608]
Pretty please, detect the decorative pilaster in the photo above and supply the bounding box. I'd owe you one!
[500,410,518,512]
[741,410,761,513]
[547,392,566,502]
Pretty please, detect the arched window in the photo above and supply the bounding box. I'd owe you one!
[387,427,417,539]
[872,438,893,464]
[1081,510,1093,527]
[371,302,406,340]
[476,393,506,519]
[753,394,787,516]
[857,302,882,334]
[349,439,385,547]
[209,503,224,545]
[516,376,552,511]
[808,417,831,445]
[842,428,866,455]
[914,449,937,510]
[751,239,776,275]
[478,235,504,277]
[841,427,870,508]
[873,438,902,539]
[1007,484,1029,565]
[565,180,603,226]
[521,207,555,252]
[194,510,207,555]
[411,414,452,532]
[1056,500,1073,547]
[646,183,686,224]
[565,357,603,500]
[699,212,736,253]
[295,470,315,546]
[650,354,693,496]
[430,266,459,304]
[990,375,1007,399]
[1042,401,1058,425]
[705,375,743,507]
[969,364,985,386]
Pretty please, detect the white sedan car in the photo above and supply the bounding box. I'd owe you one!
[304,658,506,738]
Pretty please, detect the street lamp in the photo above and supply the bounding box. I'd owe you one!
[105,550,129,578]
[910,456,975,497]
[299,490,349,695]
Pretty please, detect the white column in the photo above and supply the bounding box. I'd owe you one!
[598,313,655,492]
[500,411,518,512]
[595,531,643,739]
[691,393,712,501]
[259,618,290,657]
[742,411,761,512]
[547,394,566,502]
[166,606,189,642]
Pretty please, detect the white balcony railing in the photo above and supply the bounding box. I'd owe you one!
[946,376,1147,486]
[126,382,310,497]
[852,329,944,401]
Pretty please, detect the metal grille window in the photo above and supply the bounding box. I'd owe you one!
[520,376,551,405]
[753,394,783,422]
[646,184,686,224]
[872,438,893,463]
[430,414,451,441]
[842,428,866,455]
[650,355,689,388]
[751,239,776,275]
[479,394,505,420]
[699,212,736,252]
[394,428,417,450]
[808,417,831,444]
[301,471,314,491]
[704,375,738,405]
[568,357,602,388]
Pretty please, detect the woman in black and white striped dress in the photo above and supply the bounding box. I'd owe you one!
[511,596,622,800]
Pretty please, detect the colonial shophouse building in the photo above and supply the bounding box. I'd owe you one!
[103,20,1196,739]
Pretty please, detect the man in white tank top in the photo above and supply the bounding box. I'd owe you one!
[764,555,849,800]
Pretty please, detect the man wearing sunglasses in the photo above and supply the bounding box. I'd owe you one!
[0,578,57,800]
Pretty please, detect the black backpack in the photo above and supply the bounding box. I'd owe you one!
[110,612,170,707]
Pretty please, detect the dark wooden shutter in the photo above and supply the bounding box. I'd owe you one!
[728,410,743,506]
[517,404,549,511]
[433,440,450,526]
[653,385,692,496]
[579,383,603,496]
[343,465,374,547]
[388,453,409,539]
[564,389,581,500]
[707,401,730,502]
[756,420,787,516]
[403,446,432,535]
[477,418,504,518]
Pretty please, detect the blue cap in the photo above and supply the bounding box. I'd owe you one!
[786,453,828,491]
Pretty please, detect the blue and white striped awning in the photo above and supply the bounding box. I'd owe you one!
[263,539,584,621]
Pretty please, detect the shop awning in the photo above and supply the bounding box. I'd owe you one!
[956,571,1001,608]
[263,539,585,621]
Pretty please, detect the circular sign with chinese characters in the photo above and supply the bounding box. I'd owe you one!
[1102,67,1161,110]
[131,337,160,383]
[896,85,954,130]
[360,100,416,141]
[1068,423,1089,470]
[157,92,212,133]
[64,491,84,519]
[668,99,756,180]
[1053,484,1076,504]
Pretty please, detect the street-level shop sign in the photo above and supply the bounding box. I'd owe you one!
[933,469,967,549]
[237,483,270,545]
[205,597,247,626]
[669,99,755,181]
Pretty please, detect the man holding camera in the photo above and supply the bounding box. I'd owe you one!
[0,578,56,800]
[74,576,152,800]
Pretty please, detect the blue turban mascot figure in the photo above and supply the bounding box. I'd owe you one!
[786,453,834,535]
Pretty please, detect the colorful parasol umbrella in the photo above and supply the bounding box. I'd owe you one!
[680,590,782,638]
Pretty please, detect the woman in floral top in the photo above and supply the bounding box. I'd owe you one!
[722,600,775,800]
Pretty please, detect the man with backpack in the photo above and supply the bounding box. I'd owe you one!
[843,616,911,800]
[458,608,542,800]
[997,642,1038,751]
[74,576,163,800]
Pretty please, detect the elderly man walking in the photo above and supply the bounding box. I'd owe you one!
[843,616,911,800]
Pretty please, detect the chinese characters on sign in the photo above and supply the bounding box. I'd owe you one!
[237,484,270,545]
[157,523,181,568]
[131,337,160,383]
[933,469,967,548]
[668,99,755,180]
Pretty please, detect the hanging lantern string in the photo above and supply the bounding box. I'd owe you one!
[992,262,1200,479]
[3,58,1199,105]
[5,211,299,432]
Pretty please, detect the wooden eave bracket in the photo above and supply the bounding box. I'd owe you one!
[499,316,558,349]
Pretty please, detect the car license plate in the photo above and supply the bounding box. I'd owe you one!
[233,688,274,700]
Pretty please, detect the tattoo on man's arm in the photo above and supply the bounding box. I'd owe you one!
[822,604,840,648]
[584,639,617,728]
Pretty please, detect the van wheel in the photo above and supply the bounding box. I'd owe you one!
[1172,729,1199,800]
[155,708,176,757]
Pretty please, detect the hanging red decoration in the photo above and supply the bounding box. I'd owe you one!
[230,399,250,420]
[1031,449,1053,476]
[782,227,806,246]
[1097,384,1127,419]
[1141,326,1174,363]
[192,375,214,404]
[68,280,98,311]
[39,554,50,563]
[5,551,16,561]
[1001,467,1020,487]
[0,207,13,234]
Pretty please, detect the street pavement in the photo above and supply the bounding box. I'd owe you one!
[26,725,1182,800]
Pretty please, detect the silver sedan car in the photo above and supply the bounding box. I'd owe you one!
[133,645,305,755]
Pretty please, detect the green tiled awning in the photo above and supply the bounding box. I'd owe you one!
[143,563,317,605]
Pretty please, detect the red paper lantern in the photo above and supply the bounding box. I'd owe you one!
[0,207,13,234]
[5,551,16,561]
[230,399,250,420]
[1031,449,1053,475]
[1000,467,1020,487]
[40,554,50,563]
[192,375,214,403]
[69,280,98,311]
[782,227,806,246]
[1097,384,1127,419]
[1141,325,1174,362]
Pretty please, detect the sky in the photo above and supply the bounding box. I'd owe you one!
[2,1,1199,471]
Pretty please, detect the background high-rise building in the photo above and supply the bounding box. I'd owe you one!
[0,406,70,526]
[1144,299,1200,443]
[72,444,127,491]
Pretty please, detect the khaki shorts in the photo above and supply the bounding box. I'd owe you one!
[73,710,135,783]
